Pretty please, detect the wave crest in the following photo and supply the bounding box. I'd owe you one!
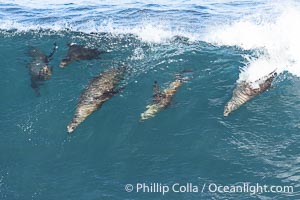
[205,5,300,82]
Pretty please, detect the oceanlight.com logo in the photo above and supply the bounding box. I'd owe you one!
[124,182,294,195]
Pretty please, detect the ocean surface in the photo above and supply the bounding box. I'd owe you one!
[1,0,300,199]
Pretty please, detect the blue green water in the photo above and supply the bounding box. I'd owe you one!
[1,1,300,199]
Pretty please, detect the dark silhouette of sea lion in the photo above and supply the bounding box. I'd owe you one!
[60,44,104,68]
[224,70,277,116]
[140,70,192,121]
[67,66,127,133]
[28,43,58,96]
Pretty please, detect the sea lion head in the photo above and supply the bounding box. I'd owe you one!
[140,104,162,121]
[67,117,81,133]
[60,57,71,68]
[67,122,76,133]
[38,66,52,80]
[224,100,239,117]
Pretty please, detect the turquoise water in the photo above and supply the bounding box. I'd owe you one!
[1,1,300,199]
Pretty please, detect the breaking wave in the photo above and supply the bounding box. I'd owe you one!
[205,3,300,84]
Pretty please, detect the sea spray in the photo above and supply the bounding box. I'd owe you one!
[205,6,300,84]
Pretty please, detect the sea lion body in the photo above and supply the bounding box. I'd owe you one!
[60,44,103,67]
[224,71,277,116]
[141,77,183,121]
[28,43,57,95]
[67,66,126,133]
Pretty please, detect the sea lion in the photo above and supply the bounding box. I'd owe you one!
[140,71,190,121]
[60,44,104,68]
[28,43,58,95]
[224,70,277,116]
[67,66,126,133]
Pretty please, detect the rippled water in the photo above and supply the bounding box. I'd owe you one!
[1,0,300,199]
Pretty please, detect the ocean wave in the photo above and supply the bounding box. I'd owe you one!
[0,0,261,43]
[205,2,300,83]
[0,18,199,44]
[2,0,300,78]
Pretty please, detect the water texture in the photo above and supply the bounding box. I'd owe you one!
[1,0,300,199]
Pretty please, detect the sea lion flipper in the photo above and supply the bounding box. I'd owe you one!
[111,87,125,96]
[153,81,161,96]
[257,69,277,83]
[30,78,41,96]
[152,81,164,104]
[47,42,58,61]
[102,87,125,98]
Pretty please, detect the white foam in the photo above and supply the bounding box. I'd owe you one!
[204,3,300,82]
[0,0,204,43]
[105,22,197,43]
[0,17,197,44]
